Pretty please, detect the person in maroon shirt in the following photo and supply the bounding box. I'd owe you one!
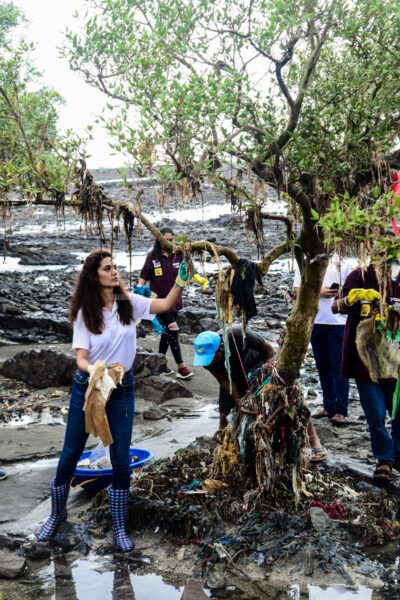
[138,227,194,379]
[332,264,400,479]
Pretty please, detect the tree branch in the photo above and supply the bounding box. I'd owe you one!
[9,179,291,276]
[257,242,290,275]
[261,212,294,240]
[262,26,330,162]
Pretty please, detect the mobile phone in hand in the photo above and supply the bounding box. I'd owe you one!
[330,282,339,290]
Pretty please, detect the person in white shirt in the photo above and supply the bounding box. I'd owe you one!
[294,254,353,427]
[37,248,190,552]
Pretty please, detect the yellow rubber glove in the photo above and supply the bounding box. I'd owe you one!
[375,305,392,323]
[348,288,380,304]
[192,273,209,290]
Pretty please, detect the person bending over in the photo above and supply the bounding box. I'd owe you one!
[193,326,273,429]
[193,326,328,461]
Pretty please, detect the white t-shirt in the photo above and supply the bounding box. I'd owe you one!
[293,255,355,326]
[72,293,154,370]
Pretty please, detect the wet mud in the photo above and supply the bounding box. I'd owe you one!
[0,171,399,599]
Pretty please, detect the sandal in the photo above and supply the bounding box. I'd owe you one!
[331,414,350,425]
[312,409,333,419]
[310,447,328,462]
[373,463,393,480]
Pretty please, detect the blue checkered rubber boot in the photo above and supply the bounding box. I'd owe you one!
[37,479,69,541]
[107,486,135,552]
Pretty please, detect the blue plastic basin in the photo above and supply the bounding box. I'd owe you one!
[71,447,153,492]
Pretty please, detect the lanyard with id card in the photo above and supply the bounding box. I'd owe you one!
[153,260,163,277]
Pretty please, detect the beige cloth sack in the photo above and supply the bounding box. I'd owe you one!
[83,360,125,446]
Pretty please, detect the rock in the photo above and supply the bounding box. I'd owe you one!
[0,314,71,343]
[354,481,385,496]
[14,247,78,266]
[314,424,338,444]
[144,352,168,375]
[206,575,226,590]
[143,407,168,420]
[186,436,217,451]
[180,578,208,600]
[0,548,26,578]
[4,304,24,315]
[198,317,219,331]
[0,349,76,388]
[51,522,91,553]
[132,350,167,377]
[136,376,192,403]
[178,308,216,334]
[309,507,336,532]
[0,534,24,551]
[25,542,51,560]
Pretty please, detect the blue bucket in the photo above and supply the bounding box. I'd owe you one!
[70,448,153,492]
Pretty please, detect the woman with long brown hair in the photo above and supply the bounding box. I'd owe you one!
[37,248,190,551]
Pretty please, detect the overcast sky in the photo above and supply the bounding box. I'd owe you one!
[13,0,123,169]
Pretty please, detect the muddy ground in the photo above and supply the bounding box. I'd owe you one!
[1,334,400,599]
[0,171,399,598]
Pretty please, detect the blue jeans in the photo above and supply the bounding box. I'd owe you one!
[55,369,135,489]
[356,380,400,463]
[311,324,349,416]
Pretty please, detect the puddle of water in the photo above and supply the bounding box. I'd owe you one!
[34,275,50,283]
[9,456,59,474]
[13,220,82,236]
[0,256,76,273]
[4,556,188,600]
[1,412,66,427]
[307,584,373,599]
[147,198,286,222]
[3,554,384,600]
[0,250,291,276]
[152,201,233,223]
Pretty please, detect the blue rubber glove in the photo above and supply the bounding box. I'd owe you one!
[133,284,165,334]
[134,284,151,297]
[152,316,165,334]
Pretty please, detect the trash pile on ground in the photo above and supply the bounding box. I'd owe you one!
[88,438,400,588]
[0,377,69,424]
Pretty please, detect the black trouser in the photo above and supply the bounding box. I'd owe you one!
[158,312,183,364]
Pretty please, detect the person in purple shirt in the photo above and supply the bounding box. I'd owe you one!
[138,227,194,379]
[332,264,400,479]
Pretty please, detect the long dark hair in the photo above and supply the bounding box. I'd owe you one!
[152,226,174,262]
[69,248,133,334]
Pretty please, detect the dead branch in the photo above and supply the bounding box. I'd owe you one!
[8,173,291,275]
[260,212,294,240]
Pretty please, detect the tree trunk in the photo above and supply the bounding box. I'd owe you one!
[276,256,328,381]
